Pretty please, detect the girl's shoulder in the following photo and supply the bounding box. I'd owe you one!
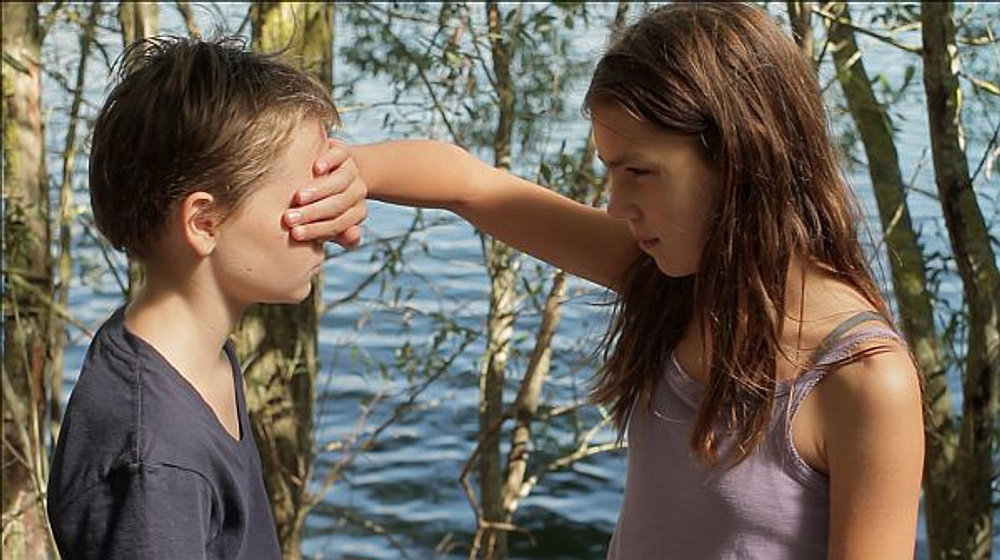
[796,308,922,472]
[800,302,918,434]
[812,340,919,415]
[789,268,922,471]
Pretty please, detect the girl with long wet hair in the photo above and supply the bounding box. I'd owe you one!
[295,3,924,558]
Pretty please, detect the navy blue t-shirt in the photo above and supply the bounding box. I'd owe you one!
[48,306,281,559]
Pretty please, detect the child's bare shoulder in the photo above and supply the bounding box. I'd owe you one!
[819,345,920,415]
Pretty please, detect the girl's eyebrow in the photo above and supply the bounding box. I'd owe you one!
[597,152,652,169]
[597,152,627,168]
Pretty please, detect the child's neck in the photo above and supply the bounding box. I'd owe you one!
[124,263,244,382]
[677,255,874,382]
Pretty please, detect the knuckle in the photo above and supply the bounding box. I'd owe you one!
[349,180,367,199]
[311,180,332,196]
[332,170,351,191]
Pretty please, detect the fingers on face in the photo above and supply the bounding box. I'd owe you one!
[289,177,366,231]
[318,161,362,196]
[296,168,349,206]
[291,203,368,243]
[315,143,349,175]
[334,225,363,249]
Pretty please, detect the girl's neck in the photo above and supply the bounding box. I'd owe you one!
[780,255,875,348]
[677,255,873,382]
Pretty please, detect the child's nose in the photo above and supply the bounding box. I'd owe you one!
[606,188,640,221]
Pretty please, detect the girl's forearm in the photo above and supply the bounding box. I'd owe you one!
[349,139,637,290]
[351,140,489,211]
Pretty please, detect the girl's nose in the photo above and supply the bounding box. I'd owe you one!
[606,187,640,221]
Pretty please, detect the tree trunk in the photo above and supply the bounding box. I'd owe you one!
[824,4,962,556]
[239,4,334,558]
[499,273,565,517]
[921,3,999,558]
[175,1,201,38]
[499,72,607,524]
[485,4,625,554]
[786,1,815,62]
[2,3,53,559]
[118,2,159,47]
[49,0,101,452]
[477,3,520,558]
[117,1,159,298]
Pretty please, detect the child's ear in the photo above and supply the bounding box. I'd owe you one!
[179,192,221,257]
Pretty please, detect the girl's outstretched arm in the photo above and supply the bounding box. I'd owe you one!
[352,140,639,291]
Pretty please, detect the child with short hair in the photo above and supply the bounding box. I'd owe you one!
[47,36,365,559]
[293,3,925,558]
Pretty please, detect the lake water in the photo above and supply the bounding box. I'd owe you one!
[41,2,998,559]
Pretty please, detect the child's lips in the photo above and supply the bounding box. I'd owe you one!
[637,238,659,250]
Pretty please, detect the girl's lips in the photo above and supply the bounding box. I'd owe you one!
[638,238,660,250]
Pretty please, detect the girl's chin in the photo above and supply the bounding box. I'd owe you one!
[651,255,698,279]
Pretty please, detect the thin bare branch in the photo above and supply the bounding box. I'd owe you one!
[174,1,201,37]
[320,210,426,314]
[320,506,414,560]
[518,417,619,501]
[7,273,94,338]
[813,5,922,55]
[307,335,472,510]
[355,3,463,144]
[960,72,1000,96]
[39,0,68,41]
[971,120,1000,184]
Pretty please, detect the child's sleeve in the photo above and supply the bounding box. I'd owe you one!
[51,462,216,559]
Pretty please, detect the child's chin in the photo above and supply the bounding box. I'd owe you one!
[262,284,314,305]
[289,285,315,303]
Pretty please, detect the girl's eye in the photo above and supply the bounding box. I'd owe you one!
[626,167,650,177]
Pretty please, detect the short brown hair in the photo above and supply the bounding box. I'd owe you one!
[89,35,339,259]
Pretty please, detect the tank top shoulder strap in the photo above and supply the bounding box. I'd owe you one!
[808,310,904,369]
[789,310,905,411]
[778,311,906,489]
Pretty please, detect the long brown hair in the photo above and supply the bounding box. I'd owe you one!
[586,3,894,465]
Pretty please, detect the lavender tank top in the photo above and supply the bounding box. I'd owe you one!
[607,311,904,559]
